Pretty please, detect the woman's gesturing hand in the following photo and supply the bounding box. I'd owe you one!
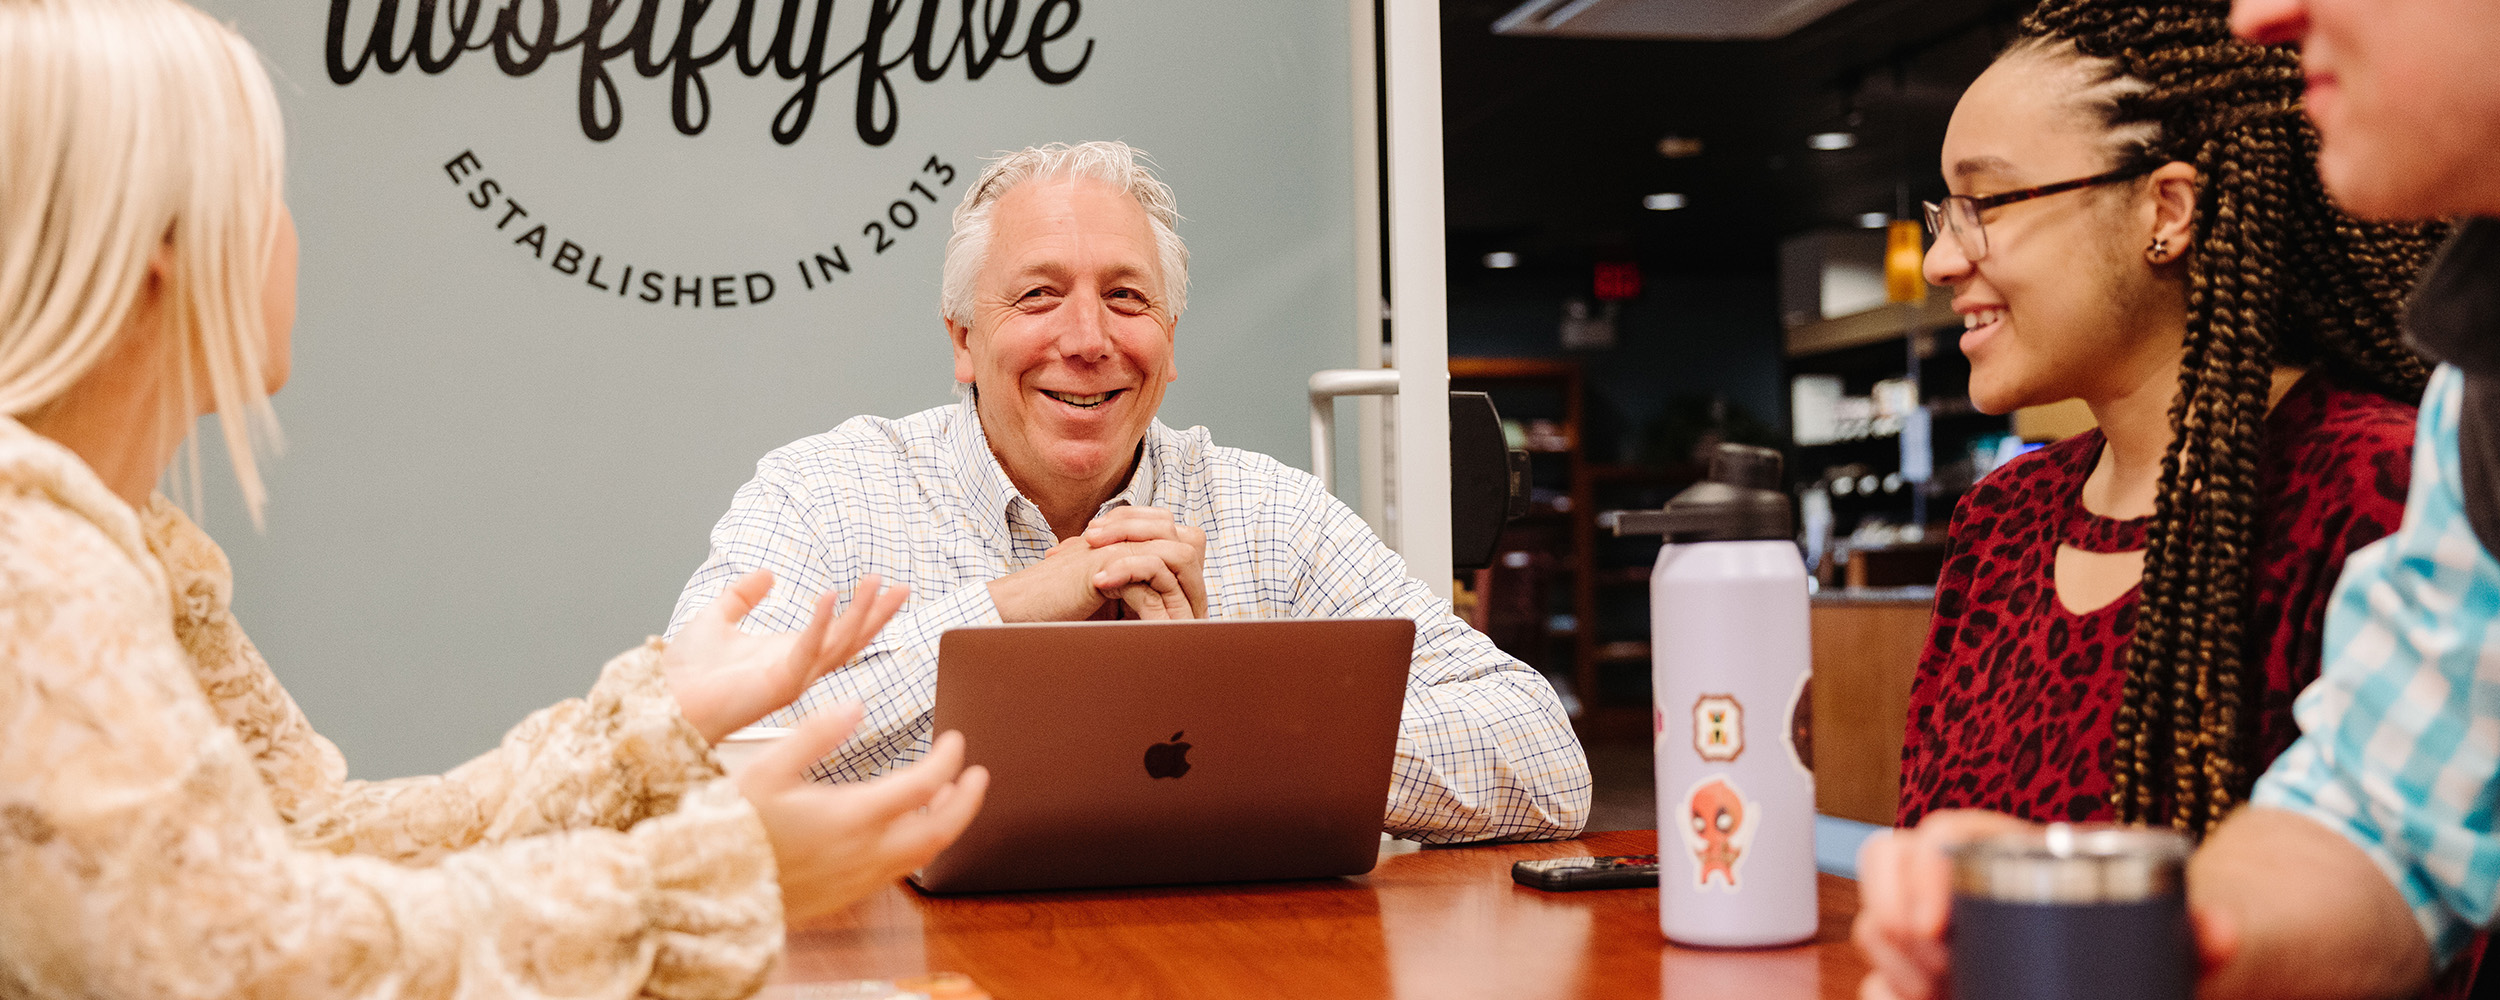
[663,570,908,744]
[733,702,991,923]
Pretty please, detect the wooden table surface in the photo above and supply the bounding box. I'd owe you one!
[769,829,1869,999]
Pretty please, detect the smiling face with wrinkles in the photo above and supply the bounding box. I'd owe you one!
[947,173,1177,514]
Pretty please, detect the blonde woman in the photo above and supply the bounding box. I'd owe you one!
[0,1,988,997]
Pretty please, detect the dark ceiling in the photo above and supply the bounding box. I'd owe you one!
[1439,0,2036,278]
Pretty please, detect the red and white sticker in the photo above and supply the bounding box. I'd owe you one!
[1692,693,1744,763]
[1680,774,1758,890]
[1785,670,1815,779]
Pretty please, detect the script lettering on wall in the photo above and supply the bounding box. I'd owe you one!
[327,0,1094,144]
[324,1,1096,309]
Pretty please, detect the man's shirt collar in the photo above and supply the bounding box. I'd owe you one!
[2405,217,2500,560]
[948,393,1165,541]
[2406,217,2500,377]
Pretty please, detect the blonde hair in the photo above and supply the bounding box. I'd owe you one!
[941,141,1188,324]
[0,0,286,522]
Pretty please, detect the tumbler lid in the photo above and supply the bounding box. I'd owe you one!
[1603,443,1794,542]
[1947,824,2190,904]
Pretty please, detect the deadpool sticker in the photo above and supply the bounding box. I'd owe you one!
[1680,774,1758,890]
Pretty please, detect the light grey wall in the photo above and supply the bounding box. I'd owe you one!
[191,1,1360,778]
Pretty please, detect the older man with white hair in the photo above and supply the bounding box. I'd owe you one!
[667,141,1590,843]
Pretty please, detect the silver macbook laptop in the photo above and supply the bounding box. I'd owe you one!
[909,617,1415,893]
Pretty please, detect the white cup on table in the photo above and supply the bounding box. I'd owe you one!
[713,726,794,777]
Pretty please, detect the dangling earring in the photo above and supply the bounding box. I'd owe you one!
[2147,237,2171,262]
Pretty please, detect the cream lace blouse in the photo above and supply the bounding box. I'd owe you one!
[0,419,783,999]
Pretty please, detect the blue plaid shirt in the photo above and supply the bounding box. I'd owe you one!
[2254,365,2500,964]
[666,397,1591,843]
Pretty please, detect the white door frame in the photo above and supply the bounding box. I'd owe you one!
[1379,0,1452,598]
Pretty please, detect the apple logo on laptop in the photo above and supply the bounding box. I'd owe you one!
[1143,731,1192,779]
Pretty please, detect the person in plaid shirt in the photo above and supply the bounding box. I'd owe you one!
[668,141,1589,845]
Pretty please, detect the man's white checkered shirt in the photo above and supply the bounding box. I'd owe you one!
[666,397,1591,843]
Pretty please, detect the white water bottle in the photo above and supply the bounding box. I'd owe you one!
[1611,444,1816,947]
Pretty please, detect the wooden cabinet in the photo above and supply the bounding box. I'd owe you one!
[1448,357,1684,733]
[1808,593,1931,826]
[1448,358,1599,714]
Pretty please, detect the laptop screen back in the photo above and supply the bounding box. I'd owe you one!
[913,617,1415,892]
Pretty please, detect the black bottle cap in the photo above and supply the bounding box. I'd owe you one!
[1708,443,1784,493]
[1604,443,1795,542]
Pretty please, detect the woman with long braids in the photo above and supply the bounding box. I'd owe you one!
[1895,0,2446,842]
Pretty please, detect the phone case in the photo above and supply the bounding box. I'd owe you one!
[1510,854,1662,891]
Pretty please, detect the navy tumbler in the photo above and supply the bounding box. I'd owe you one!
[1947,825,2194,1000]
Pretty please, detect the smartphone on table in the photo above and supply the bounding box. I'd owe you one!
[1510,854,1660,891]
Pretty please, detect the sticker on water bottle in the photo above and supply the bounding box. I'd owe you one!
[1785,671,1815,779]
[1692,693,1744,762]
[1681,775,1758,890]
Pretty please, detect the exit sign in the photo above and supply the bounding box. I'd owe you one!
[1594,261,1641,301]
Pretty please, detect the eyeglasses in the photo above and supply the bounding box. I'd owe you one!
[1922,165,2155,261]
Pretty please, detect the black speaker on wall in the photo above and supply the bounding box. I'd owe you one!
[1450,391,1530,571]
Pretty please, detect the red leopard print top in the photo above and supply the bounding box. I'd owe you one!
[1897,373,2417,826]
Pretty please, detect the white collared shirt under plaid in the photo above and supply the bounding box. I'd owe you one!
[666,397,1591,843]
[2254,365,2500,967]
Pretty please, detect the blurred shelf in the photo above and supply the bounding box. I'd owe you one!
[1812,585,1936,607]
[1452,356,1615,718]
[1785,296,2009,593]
[1798,426,1904,445]
[1784,298,1959,358]
[1592,641,1652,665]
[1451,357,1582,380]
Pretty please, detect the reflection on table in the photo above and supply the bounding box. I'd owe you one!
[769,829,1866,1000]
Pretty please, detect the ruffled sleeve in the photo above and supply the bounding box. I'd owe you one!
[279,644,729,863]
[140,499,731,860]
[0,486,782,1000]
